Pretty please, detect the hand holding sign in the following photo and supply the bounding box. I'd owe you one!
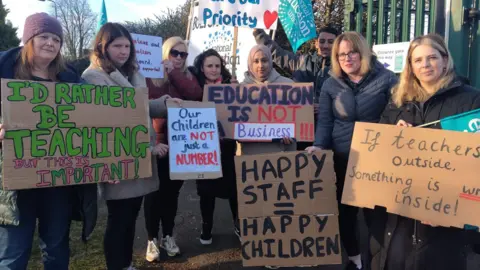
[163,60,175,74]
[421,221,438,227]
[397,119,413,127]
[0,123,5,141]
[281,136,294,145]
[168,97,183,107]
[306,146,324,154]
[152,143,169,157]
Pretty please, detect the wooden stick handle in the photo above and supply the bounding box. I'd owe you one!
[231,26,239,77]
[185,1,196,41]
[416,119,441,128]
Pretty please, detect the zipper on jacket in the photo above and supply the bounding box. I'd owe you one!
[412,220,418,245]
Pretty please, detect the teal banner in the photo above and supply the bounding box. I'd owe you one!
[440,108,480,133]
[278,0,317,52]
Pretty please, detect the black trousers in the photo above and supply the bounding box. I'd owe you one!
[200,195,238,231]
[144,156,184,240]
[334,154,361,257]
[104,196,143,270]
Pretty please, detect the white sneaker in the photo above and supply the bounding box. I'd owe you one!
[161,235,180,256]
[145,238,160,262]
[265,266,280,269]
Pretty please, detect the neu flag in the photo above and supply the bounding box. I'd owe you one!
[278,0,317,52]
[440,108,480,133]
[97,0,108,32]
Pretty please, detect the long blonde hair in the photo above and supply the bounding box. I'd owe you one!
[391,34,455,107]
[330,32,372,78]
[15,39,66,81]
[150,36,189,87]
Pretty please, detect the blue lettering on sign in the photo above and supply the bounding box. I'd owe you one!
[236,123,292,139]
[207,84,314,123]
[207,84,315,106]
[203,8,258,28]
[210,0,260,4]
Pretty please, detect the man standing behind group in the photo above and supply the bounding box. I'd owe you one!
[253,26,339,149]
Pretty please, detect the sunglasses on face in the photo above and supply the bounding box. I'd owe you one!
[170,49,188,59]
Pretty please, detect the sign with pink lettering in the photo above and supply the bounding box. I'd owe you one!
[198,0,280,30]
[131,33,163,79]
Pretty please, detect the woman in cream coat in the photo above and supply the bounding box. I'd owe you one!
[82,22,180,270]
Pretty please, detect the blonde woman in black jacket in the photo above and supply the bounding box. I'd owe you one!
[371,34,480,270]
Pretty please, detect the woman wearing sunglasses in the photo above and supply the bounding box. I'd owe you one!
[144,36,203,262]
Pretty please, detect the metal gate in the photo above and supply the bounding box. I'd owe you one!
[344,0,480,89]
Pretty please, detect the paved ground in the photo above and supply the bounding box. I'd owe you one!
[130,181,480,270]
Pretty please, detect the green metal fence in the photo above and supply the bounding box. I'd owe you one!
[344,0,445,46]
[344,0,480,89]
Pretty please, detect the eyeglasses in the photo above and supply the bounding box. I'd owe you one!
[338,51,359,61]
[170,49,188,59]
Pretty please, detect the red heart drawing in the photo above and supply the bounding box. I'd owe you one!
[263,10,278,29]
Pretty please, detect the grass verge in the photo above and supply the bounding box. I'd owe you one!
[28,216,107,270]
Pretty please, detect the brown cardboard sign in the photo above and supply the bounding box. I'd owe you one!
[342,122,480,229]
[166,100,222,180]
[1,79,152,190]
[202,83,315,142]
[235,151,342,267]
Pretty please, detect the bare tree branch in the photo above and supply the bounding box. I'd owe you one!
[50,0,96,60]
[123,0,191,39]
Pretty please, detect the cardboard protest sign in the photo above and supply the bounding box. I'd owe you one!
[167,101,222,180]
[342,122,480,229]
[203,83,315,142]
[235,151,341,267]
[198,0,280,30]
[131,33,163,78]
[1,79,152,190]
[187,6,258,83]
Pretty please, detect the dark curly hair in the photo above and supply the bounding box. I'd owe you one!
[189,49,232,88]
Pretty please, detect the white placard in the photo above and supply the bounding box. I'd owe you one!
[234,123,295,141]
[188,6,258,82]
[131,33,163,78]
[373,42,410,73]
[198,0,280,30]
[167,103,222,179]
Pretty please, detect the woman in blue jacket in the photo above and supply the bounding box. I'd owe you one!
[306,32,398,270]
[0,13,97,270]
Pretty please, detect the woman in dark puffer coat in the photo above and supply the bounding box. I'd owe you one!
[370,34,480,270]
[306,32,397,270]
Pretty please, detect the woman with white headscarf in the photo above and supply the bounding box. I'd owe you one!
[243,44,294,84]
[240,45,295,157]
[240,45,296,269]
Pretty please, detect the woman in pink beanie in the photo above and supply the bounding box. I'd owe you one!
[0,12,97,270]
